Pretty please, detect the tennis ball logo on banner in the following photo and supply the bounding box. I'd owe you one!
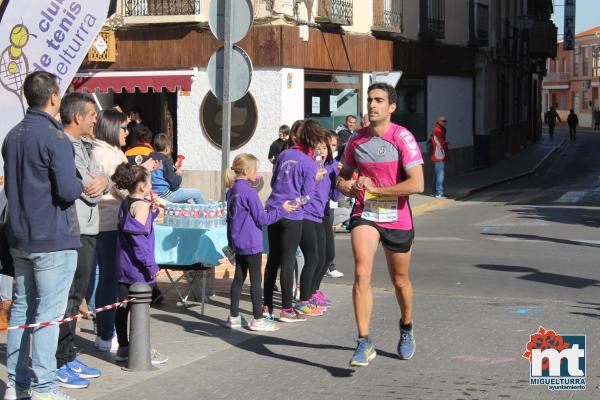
[1,24,33,114]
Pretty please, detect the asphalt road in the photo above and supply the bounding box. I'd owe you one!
[330,128,600,303]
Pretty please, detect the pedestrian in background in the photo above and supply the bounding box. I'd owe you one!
[430,116,449,198]
[567,109,578,142]
[2,71,84,400]
[593,106,600,130]
[544,106,561,139]
[268,125,290,165]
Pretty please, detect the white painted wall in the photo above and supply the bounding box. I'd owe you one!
[280,68,305,128]
[427,76,473,149]
[178,68,303,174]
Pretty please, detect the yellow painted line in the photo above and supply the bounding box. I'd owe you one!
[412,198,448,215]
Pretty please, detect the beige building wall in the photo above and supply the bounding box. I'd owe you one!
[442,0,469,46]
[342,0,373,34]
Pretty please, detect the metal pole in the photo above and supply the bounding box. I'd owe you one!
[220,0,234,201]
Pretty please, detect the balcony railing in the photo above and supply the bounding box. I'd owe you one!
[317,0,353,26]
[124,0,201,17]
[372,0,403,33]
[544,72,570,82]
[419,0,445,40]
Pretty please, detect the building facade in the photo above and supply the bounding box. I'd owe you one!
[542,26,600,127]
[74,0,556,200]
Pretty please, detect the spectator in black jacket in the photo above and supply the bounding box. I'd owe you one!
[151,133,205,203]
[268,125,290,164]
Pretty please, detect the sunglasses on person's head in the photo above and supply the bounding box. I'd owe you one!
[120,125,128,130]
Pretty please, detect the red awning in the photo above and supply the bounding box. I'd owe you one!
[69,70,195,93]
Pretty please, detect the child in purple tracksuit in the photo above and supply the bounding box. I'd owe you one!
[225,154,295,331]
[111,163,168,365]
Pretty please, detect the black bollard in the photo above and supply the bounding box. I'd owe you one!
[125,282,157,372]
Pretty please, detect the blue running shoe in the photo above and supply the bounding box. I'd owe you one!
[349,337,376,367]
[56,365,90,389]
[398,327,416,360]
[66,358,101,379]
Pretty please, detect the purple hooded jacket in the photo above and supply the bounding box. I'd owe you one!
[116,197,160,285]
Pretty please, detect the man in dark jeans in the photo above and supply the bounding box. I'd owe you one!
[3,71,85,400]
[55,93,110,389]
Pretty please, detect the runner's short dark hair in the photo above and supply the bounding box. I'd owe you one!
[367,82,398,105]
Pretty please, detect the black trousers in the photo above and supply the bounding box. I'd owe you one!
[311,214,335,293]
[569,126,577,140]
[56,235,96,368]
[230,253,263,319]
[264,219,302,310]
[115,283,131,347]
[299,220,325,301]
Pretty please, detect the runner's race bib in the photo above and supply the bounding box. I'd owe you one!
[361,191,398,223]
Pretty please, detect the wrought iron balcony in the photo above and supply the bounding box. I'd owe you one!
[419,0,445,40]
[317,0,353,26]
[372,0,402,33]
[124,0,201,17]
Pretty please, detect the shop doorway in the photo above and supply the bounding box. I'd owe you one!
[304,72,362,131]
[113,89,178,154]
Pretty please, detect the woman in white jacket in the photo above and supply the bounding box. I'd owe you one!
[90,110,130,352]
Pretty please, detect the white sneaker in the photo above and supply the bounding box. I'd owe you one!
[326,270,344,278]
[4,383,30,400]
[94,335,118,353]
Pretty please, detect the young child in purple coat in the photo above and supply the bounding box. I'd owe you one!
[111,163,168,365]
[225,154,295,331]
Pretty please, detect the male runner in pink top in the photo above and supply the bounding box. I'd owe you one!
[337,82,424,367]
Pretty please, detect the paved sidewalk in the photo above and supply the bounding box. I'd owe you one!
[4,280,594,399]
[411,134,567,214]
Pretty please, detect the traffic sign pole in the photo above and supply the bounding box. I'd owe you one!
[220,0,233,201]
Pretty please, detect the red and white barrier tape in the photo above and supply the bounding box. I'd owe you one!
[2,298,134,331]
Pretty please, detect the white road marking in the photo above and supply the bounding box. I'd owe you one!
[554,191,587,203]
[475,214,549,227]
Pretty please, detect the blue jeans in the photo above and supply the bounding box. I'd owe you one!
[433,161,445,196]
[165,188,205,204]
[0,274,13,301]
[7,248,77,393]
[95,231,118,340]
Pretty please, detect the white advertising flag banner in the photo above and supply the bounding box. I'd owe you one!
[0,0,110,170]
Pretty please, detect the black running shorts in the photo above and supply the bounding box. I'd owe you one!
[349,217,414,253]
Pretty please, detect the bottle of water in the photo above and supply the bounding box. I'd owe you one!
[222,246,236,265]
[198,204,206,229]
[207,203,216,229]
[183,204,192,228]
[289,195,310,207]
[315,154,324,170]
[220,201,227,226]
